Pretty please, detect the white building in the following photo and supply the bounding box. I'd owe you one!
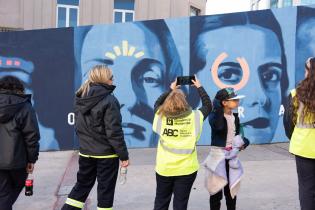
[0,0,206,31]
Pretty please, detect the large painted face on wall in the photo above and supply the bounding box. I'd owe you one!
[190,13,287,144]
[79,21,181,147]
[296,7,315,84]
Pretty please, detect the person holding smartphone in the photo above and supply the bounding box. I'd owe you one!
[152,76,212,210]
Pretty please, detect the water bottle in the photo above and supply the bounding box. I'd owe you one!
[119,166,127,185]
[25,173,33,196]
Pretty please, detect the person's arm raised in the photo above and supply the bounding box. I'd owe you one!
[153,79,180,113]
[192,76,212,119]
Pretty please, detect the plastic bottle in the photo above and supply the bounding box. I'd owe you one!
[119,166,127,185]
[25,173,33,196]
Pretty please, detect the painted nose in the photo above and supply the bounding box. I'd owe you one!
[242,88,270,108]
[251,95,269,107]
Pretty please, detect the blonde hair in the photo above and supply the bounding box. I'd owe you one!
[158,89,190,117]
[77,64,113,97]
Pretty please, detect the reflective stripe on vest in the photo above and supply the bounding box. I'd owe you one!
[159,139,195,154]
[194,110,201,137]
[65,198,84,209]
[97,207,113,210]
[155,115,163,133]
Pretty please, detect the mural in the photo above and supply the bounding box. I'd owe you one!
[0,5,313,150]
[296,6,315,85]
[189,10,292,144]
[74,20,183,147]
[0,28,75,150]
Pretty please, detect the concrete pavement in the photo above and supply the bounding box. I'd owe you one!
[13,151,73,210]
[14,143,300,210]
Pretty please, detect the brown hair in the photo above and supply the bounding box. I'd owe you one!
[77,64,113,97]
[293,57,315,123]
[0,75,25,94]
[158,89,190,117]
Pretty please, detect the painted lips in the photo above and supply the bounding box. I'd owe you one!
[242,117,270,129]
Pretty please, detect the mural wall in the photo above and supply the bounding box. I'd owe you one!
[0,6,313,150]
[0,28,75,150]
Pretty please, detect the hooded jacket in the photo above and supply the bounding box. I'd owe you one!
[0,91,40,169]
[74,84,129,161]
[208,98,250,148]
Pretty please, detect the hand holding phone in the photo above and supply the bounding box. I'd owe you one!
[170,79,180,90]
[190,75,201,88]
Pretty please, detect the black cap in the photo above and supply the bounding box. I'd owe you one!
[215,87,245,101]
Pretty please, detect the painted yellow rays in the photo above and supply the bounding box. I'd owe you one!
[105,40,145,60]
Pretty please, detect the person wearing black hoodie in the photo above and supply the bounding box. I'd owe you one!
[0,76,40,210]
[62,65,129,210]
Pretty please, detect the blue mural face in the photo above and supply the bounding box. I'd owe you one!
[195,25,283,143]
[77,20,182,147]
[296,6,315,84]
[190,12,289,144]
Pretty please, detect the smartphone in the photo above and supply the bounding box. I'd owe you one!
[176,76,195,85]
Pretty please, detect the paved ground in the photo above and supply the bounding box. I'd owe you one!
[14,143,300,210]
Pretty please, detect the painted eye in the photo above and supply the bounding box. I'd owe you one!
[143,77,159,84]
[262,70,280,81]
[132,59,164,88]
[218,67,242,85]
[142,65,162,87]
[260,65,282,90]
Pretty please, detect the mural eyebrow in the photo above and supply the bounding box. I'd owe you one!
[219,62,241,68]
[258,62,283,71]
[132,58,163,73]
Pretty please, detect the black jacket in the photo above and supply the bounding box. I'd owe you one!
[208,99,250,147]
[0,91,40,169]
[154,86,212,119]
[74,84,129,161]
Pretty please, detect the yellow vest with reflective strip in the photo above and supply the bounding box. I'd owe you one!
[153,110,204,176]
[289,89,315,158]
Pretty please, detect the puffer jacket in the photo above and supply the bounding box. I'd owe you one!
[74,83,129,160]
[0,91,40,169]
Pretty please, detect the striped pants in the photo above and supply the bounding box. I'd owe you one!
[62,156,119,210]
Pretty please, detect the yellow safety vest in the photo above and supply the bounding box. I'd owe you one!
[152,110,204,176]
[289,89,315,158]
